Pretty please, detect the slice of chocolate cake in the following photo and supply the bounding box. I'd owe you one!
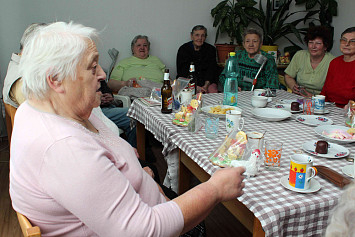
[291,102,300,111]
[315,140,328,154]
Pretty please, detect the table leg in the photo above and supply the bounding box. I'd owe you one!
[136,121,146,161]
[179,149,265,237]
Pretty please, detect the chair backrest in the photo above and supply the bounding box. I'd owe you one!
[3,101,17,145]
[17,212,41,237]
[106,48,119,82]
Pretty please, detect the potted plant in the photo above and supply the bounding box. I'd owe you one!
[211,0,258,63]
[295,0,338,50]
[246,0,308,59]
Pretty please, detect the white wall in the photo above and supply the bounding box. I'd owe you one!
[0,0,354,96]
[0,0,220,95]
[330,0,355,56]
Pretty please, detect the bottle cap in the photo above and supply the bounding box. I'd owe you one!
[229,52,236,56]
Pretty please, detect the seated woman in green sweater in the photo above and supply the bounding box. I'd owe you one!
[219,28,279,91]
[108,35,165,93]
[285,26,335,97]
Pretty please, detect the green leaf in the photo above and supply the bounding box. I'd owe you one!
[305,0,317,9]
[328,1,338,16]
[295,0,307,5]
[211,0,228,16]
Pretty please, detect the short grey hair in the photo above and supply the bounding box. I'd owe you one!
[20,21,98,100]
[131,35,150,54]
[341,27,355,38]
[243,28,263,43]
[191,25,207,36]
[20,23,47,51]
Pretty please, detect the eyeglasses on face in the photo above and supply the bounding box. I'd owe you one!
[340,38,355,46]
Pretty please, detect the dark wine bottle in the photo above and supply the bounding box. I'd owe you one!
[161,69,172,114]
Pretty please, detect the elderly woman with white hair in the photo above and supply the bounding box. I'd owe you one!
[9,21,245,236]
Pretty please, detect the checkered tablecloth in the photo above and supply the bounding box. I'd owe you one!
[128,91,354,236]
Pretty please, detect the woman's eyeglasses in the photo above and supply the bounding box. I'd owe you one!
[340,38,355,46]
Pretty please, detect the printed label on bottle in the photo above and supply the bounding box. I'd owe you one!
[167,97,173,109]
[188,83,195,91]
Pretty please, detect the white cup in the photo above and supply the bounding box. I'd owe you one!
[312,95,325,113]
[178,90,193,105]
[226,110,244,133]
[289,154,317,190]
[254,89,266,96]
[251,96,268,108]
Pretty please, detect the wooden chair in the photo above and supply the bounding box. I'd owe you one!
[16,212,41,237]
[3,101,17,146]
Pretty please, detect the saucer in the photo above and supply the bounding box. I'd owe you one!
[314,109,330,115]
[278,99,299,104]
[342,165,354,178]
[302,140,350,158]
[251,108,291,121]
[274,104,302,113]
[280,175,321,193]
[295,115,333,126]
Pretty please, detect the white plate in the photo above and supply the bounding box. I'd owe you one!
[314,109,330,115]
[201,105,242,118]
[315,125,355,144]
[302,140,350,158]
[278,99,299,104]
[274,104,302,113]
[251,108,291,121]
[295,115,333,126]
[280,175,321,193]
[342,165,354,178]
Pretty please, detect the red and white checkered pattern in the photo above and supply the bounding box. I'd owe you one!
[128,91,354,236]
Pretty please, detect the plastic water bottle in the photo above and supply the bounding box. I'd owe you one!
[223,52,239,106]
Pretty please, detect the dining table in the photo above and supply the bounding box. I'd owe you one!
[127,90,354,236]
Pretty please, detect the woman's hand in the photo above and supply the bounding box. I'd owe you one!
[300,88,313,98]
[100,93,114,106]
[126,78,138,87]
[207,167,246,202]
[291,84,301,95]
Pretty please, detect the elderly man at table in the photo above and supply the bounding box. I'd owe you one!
[285,26,335,97]
[2,23,47,108]
[10,21,246,236]
[321,27,355,108]
[219,28,279,91]
[108,35,165,93]
[176,25,219,93]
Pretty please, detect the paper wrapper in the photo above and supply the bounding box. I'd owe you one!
[209,130,248,167]
[345,100,355,128]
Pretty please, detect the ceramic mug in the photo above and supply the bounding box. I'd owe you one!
[226,110,244,133]
[289,154,317,190]
[178,89,193,105]
[313,95,325,113]
[254,89,266,96]
[251,96,268,108]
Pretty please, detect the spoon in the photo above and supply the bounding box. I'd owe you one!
[251,54,268,91]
